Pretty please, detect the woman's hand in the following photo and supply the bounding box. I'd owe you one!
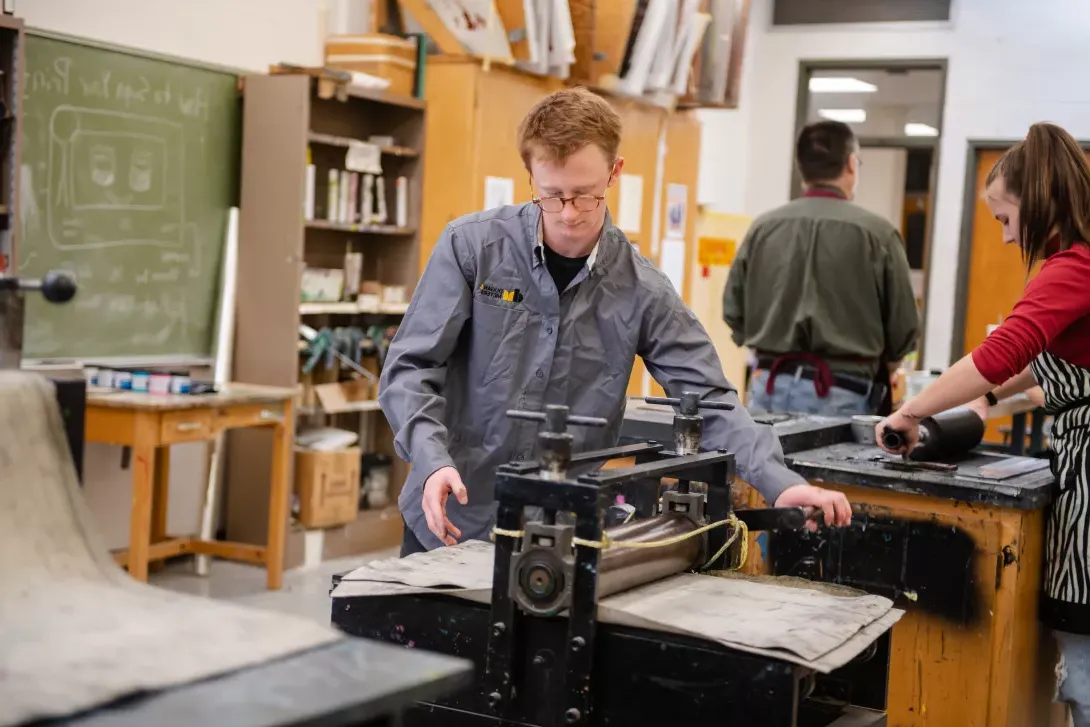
[964,396,991,422]
[875,410,922,456]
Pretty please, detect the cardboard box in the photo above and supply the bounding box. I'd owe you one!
[314,377,378,414]
[294,447,362,528]
[325,34,417,97]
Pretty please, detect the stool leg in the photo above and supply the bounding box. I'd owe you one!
[265,400,294,590]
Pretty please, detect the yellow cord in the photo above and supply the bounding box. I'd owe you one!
[491,514,749,571]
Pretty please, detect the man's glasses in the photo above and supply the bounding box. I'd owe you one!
[532,194,605,213]
[529,165,617,214]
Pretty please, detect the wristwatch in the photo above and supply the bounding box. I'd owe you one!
[985,391,999,406]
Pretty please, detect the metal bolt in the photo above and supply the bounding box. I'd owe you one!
[565,708,582,723]
[488,692,502,707]
[570,636,585,651]
[493,622,506,637]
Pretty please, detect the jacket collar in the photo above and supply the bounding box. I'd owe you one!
[527,204,615,271]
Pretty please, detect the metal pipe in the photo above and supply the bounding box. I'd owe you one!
[597,513,702,599]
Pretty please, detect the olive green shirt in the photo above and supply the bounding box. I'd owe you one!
[722,195,920,378]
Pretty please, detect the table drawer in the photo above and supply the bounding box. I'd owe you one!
[215,403,286,430]
[160,410,212,443]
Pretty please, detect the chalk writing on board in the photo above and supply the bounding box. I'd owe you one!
[47,106,185,251]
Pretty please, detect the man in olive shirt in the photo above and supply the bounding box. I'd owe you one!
[723,121,919,416]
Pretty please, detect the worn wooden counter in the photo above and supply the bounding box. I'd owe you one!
[776,443,1057,727]
[86,383,296,589]
[621,399,1062,726]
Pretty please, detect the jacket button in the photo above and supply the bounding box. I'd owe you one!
[515,453,524,461]
[546,327,554,334]
[536,370,544,378]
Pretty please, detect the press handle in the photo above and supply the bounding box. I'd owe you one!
[0,270,78,304]
[645,390,736,416]
[507,405,608,434]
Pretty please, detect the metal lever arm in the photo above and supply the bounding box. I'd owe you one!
[507,405,608,433]
[0,270,78,304]
[645,391,735,416]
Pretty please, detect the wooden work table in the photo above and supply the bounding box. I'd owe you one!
[85,383,296,589]
[620,401,1062,727]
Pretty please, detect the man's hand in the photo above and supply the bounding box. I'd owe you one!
[775,484,852,530]
[422,466,468,546]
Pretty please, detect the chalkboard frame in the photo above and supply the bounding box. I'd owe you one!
[19,28,248,370]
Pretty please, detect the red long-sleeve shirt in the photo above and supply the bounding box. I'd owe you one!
[972,242,1090,384]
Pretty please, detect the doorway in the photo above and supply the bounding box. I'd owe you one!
[792,60,948,365]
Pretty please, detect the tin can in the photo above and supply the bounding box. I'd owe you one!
[131,371,150,393]
[115,370,133,391]
[149,372,171,395]
[170,372,191,395]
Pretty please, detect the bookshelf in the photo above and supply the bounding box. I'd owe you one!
[226,73,425,559]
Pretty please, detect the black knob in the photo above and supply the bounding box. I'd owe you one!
[507,405,608,434]
[40,270,77,303]
[645,391,735,416]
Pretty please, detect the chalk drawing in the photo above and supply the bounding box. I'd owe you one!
[47,105,184,250]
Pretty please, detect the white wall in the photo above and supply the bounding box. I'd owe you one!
[20,0,324,548]
[701,0,1090,369]
[21,0,323,72]
[854,147,906,230]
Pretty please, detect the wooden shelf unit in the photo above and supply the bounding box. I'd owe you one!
[228,74,425,561]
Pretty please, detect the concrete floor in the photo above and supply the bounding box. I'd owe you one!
[150,548,398,626]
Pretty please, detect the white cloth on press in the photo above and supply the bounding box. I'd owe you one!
[334,540,903,673]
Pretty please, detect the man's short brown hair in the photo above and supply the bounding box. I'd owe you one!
[796,120,857,184]
[517,87,622,168]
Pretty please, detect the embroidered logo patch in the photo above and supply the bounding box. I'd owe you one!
[478,283,524,303]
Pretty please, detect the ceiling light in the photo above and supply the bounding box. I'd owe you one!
[809,77,878,93]
[905,122,939,137]
[818,109,866,123]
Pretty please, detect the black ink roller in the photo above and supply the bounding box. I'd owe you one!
[881,408,985,462]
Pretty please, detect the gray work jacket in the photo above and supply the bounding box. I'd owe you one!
[379,202,803,549]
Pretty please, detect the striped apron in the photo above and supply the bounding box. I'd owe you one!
[1031,351,1090,632]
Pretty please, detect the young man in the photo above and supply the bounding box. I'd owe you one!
[380,88,852,555]
[723,120,919,416]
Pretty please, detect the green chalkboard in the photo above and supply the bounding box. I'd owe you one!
[18,31,241,363]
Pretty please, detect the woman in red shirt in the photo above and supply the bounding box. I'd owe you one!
[878,122,1090,722]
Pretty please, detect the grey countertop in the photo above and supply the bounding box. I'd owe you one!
[58,639,473,727]
[621,399,1054,510]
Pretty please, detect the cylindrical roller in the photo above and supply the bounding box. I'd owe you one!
[911,408,985,462]
[597,513,702,598]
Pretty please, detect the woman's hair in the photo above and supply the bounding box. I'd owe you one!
[986,122,1090,269]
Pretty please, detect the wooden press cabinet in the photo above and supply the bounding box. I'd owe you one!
[620,405,1068,726]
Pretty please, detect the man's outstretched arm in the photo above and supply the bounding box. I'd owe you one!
[640,271,851,527]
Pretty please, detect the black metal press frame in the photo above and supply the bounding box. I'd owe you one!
[485,441,737,726]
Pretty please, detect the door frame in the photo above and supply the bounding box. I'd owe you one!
[792,58,948,366]
[950,138,1090,364]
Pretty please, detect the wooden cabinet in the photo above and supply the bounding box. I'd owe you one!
[228,74,425,557]
[771,483,1057,727]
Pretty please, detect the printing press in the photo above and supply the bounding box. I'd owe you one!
[332,394,896,727]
